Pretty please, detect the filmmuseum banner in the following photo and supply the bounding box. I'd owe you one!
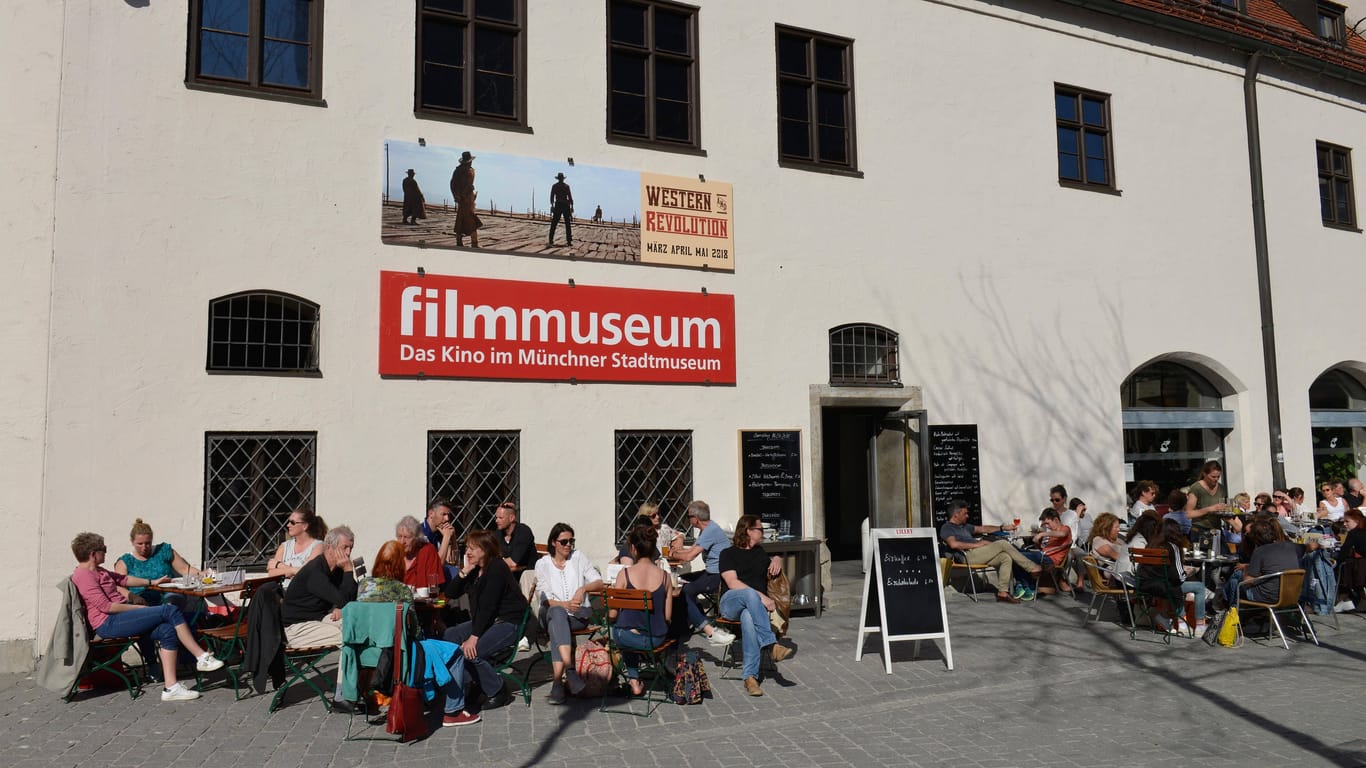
[378,271,737,385]
[381,139,734,271]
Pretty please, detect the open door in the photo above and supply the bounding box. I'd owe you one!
[822,406,930,560]
[870,410,929,529]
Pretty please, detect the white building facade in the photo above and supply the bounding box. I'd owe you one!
[3,0,1365,671]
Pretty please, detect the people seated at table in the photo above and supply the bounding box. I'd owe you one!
[282,526,358,648]
[438,528,528,725]
[267,505,327,588]
[939,498,1039,604]
[1289,486,1313,520]
[535,522,603,704]
[1025,508,1074,595]
[719,515,792,697]
[615,503,671,565]
[670,499,736,646]
[610,524,675,697]
[1226,517,1300,608]
[494,501,538,601]
[1137,518,1205,633]
[1085,513,1129,585]
[396,515,445,590]
[1337,509,1366,611]
[113,518,200,607]
[69,532,223,702]
[1129,480,1158,523]
[358,540,415,602]
[1123,512,1163,584]
[1318,479,1349,524]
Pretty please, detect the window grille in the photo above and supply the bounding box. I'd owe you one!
[207,291,320,373]
[203,432,316,569]
[614,430,693,538]
[829,323,900,386]
[428,431,521,540]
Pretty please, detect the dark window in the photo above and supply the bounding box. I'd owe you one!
[608,0,699,149]
[1055,85,1114,189]
[615,431,693,539]
[776,26,856,171]
[416,0,526,125]
[204,432,316,569]
[187,0,324,101]
[829,323,900,387]
[1211,0,1242,10]
[1318,141,1355,228]
[207,291,320,374]
[1318,4,1345,41]
[428,431,520,540]
[1121,361,1221,409]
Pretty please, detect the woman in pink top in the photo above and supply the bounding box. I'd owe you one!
[70,532,224,701]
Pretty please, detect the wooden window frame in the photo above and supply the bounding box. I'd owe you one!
[415,0,529,130]
[775,24,860,176]
[1055,84,1117,192]
[186,0,325,105]
[606,0,703,153]
[1318,140,1357,230]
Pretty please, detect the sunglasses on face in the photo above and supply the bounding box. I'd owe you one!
[557,538,575,546]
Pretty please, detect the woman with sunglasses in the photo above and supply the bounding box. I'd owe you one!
[613,503,672,565]
[535,523,604,704]
[267,505,327,588]
[719,514,792,696]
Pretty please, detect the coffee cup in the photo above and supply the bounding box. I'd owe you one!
[416,587,430,599]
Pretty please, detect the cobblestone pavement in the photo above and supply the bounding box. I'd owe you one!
[4,561,1364,768]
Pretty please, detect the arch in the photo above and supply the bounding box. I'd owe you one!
[1308,362,1366,488]
[1119,353,1240,500]
[207,290,321,373]
[828,322,900,387]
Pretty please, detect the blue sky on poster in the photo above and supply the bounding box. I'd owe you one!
[385,140,642,222]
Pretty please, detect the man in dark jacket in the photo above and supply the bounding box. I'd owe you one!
[282,526,358,647]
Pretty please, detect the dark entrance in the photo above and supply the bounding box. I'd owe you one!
[820,406,929,561]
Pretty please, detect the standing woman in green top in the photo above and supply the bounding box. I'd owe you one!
[114,518,200,606]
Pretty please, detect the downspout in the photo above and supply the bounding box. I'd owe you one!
[1243,51,1287,489]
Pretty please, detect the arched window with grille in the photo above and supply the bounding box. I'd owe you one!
[828,323,900,386]
[207,291,320,373]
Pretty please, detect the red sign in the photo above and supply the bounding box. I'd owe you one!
[378,271,736,384]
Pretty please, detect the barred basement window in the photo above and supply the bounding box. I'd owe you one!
[829,323,900,386]
[207,291,320,374]
[204,432,316,569]
[428,431,521,540]
[615,430,693,538]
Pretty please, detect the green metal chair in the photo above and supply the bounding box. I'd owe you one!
[600,587,675,717]
[65,585,144,701]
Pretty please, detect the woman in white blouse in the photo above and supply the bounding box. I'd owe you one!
[535,522,604,704]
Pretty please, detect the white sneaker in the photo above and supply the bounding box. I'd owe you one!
[517,637,530,652]
[707,627,735,646]
[161,683,200,702]
[196,653,225,672]
[1155,615,1173,632]
[564,670,586,696]
[1335,600,1357,614]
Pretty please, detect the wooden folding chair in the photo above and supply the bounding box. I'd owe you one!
[67,586,144,701]
[600,587,675,717]
[1237,569,1319,650]
[487,604,534,706]
[1130,547,1187,643]
[198,578,266,696]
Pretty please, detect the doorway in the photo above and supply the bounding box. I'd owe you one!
[820,406,929,560]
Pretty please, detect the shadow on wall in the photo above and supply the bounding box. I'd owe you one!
[903,268,1133,516]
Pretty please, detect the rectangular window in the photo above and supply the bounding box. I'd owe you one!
[416,0,526,126]
[187,0,324,102]
[428,431,521,540]
[607,0,700,149]
[776,25,857,172]
[1318,141,1356,228]
[614,430,693,538]
[1055,85,1114,189]
[1318,4,1345,41]
[204,432,317,569]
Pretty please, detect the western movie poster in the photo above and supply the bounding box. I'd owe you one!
[381,140,735,271]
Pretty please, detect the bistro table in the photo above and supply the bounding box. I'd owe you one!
[1188,552,1239,593]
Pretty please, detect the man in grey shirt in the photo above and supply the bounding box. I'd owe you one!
[940,499,1041,604]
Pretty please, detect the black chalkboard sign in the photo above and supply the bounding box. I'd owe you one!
[930,425,981,529]
[856,528,953,673]
[739,430,802,537]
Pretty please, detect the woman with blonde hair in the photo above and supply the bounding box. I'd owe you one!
[113,518,199,606]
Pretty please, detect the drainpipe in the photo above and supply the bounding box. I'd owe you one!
[1243,51,1287,489]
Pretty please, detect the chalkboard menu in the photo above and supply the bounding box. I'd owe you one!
[855,528,954,673]
[739,430,802,537]
[930,425,981,529]
[864,536,944,637]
